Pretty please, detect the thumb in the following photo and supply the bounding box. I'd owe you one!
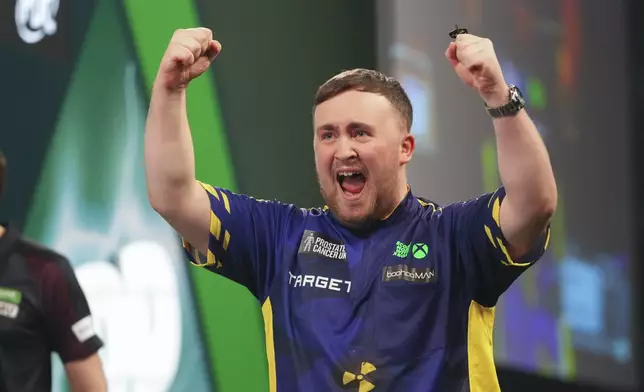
[206,40,222,62]
[445,42,459,68]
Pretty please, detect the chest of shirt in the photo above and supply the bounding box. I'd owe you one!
[273,218,463,360]
[283,220,449,297]
[0,257,44,346]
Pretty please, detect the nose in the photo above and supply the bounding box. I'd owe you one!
[334,135,358,162]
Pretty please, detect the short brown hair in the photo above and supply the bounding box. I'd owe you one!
[0,152,5,198]
[313,68,413,131]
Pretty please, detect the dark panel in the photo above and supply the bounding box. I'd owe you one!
[626,0,644,390]
[0,0,97,228]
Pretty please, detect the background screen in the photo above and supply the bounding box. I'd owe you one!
[378,0,634,389]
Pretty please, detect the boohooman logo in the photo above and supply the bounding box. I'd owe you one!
[382,264,436,283]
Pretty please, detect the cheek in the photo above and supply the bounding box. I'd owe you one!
[314,151,334,178]
[361,146,396,173]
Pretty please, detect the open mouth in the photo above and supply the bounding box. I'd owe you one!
[337,171,367,197]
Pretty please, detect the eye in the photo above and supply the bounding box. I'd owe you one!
[321,132,334,140]
[354,129,368,138]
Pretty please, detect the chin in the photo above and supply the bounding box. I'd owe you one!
[333,203,375,229]
[337,212,367,227]
[321,185,375,227]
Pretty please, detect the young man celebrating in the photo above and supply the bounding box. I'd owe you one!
[145,28,556,391]
[0,152,107,392]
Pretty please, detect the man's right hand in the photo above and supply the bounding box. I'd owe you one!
[157,28,222,91]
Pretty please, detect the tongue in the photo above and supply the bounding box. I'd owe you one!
[341,176,366,194]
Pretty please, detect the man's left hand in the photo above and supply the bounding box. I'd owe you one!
[445,34,509,107]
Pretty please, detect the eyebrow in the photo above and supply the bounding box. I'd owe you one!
[316,122,373,132]
[347,122,372,131]
[317,124,336,132]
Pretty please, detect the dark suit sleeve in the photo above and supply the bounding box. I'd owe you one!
[41,256,103,363]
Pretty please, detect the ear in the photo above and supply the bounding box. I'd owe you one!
[400,132,415,165]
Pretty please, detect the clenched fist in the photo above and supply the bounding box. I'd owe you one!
[445,34,508,107]
[157,28,222,91]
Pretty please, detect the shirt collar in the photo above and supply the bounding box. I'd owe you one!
[325,186,422,235]
[379,185,422,225]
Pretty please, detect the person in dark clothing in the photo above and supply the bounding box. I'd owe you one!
[0,151,107,392]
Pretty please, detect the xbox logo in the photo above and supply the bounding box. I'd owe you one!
[412,243,428,259]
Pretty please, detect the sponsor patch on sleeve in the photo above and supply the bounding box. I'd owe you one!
[72,315,97,343]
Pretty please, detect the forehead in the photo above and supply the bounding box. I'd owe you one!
[314,90,398,128]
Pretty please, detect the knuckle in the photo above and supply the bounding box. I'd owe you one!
[202,29,213,43]
[190,37,202,49]
[193,27,210,40]
[171,29,191,44]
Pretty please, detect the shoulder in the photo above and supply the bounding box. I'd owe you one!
[439,188,505,217]
[206,185,305,221]
[211,186,300,211]
[413,196,449,224]
[416,196,442,214]
[14,237,74,282]
[289,205,328,230]
[286,205,336,236]
[15,236,68,265]
[416,188,506,235]
[215,187,320,235]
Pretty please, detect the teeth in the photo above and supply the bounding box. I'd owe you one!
[338,171,359,177]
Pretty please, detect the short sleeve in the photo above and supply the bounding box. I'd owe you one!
[448,187,551,306]
[42,257,104,363]
[182,182,296,302]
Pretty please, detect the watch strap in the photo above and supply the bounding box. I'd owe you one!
[485,85,525,118]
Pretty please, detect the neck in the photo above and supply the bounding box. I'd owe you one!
[395,181,409,205]
[381,181,410,221]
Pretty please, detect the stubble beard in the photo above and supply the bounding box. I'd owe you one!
[317,171,400,229]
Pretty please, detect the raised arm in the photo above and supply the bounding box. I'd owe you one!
[446,33,557,259]
[485,95,556,257]
[145,28,222,254]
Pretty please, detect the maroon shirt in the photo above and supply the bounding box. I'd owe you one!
[0,224,103,392]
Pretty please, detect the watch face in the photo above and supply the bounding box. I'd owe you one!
[510,85,526,105]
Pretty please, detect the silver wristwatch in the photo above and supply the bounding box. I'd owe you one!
[485,84,526,118]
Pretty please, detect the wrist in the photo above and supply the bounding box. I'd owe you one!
[152,78,187,100]
[153,71,190,93]
[482,83,510,108]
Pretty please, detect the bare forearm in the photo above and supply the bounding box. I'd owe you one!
[493,109,557,215]
[144,83,196,211]
[65,354,107,392]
